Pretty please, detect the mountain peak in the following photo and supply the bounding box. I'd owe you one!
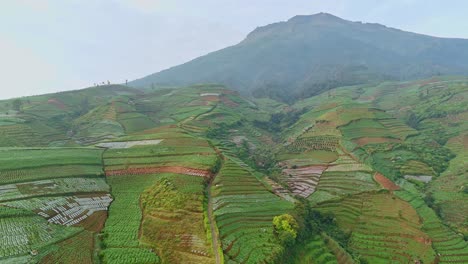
[131,13,468,102]
[244,13,348,42]
[288,12,345,23]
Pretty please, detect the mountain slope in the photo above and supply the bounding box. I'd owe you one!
[131,13,468,102]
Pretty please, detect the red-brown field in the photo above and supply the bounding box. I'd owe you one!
[106,166,212,177]
[374,172,399,191]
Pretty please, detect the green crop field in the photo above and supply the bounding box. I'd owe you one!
[0,76,466,264]
[100,174,161,263]
[211,158,294,263]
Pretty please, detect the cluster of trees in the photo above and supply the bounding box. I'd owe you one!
[253,108,308,133]
[273,214,299,246]
[272,199,354,263]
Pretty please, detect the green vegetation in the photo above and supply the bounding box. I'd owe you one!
[140,175,215,263]
[0,77,466,263]
[211,158,294,263]
[100,173,161,263]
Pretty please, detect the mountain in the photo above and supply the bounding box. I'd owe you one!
[130,13,468,102]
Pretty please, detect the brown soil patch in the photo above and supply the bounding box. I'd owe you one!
[47,98,67,110]
[374,173,399,191]
[106,166,212,177]
[76,211,107,232]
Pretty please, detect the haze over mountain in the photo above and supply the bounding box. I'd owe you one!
[131,13,468,102]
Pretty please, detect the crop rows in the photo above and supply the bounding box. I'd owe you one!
[40,230,94,264]
[0,124,45,147]
[0,207,80,258]
[4,194,112,226]
[379,118,418,139]
[340,119,398,139]
[101,174,161,263]
[297,235,338,264]
[0,165,103,185]
[285,136,339,153]
[396,190,468,263]
[316,193,436,263]
[139,175,214,263]
[211,158,293,263]
[281,165,327,197]
[0,178,109,202]
[315,171,378,197]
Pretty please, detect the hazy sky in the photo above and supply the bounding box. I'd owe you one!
[1,0,467,99]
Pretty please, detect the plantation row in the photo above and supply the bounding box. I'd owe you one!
[4,194,112,226]
[139,174,215,263]
[0,124,45,147]
[101,174,161,264]
[281,165,327,198]
[0,177,109,202]
[0,206,81,259]
[295,235,338,264]
[211,158,293,263]
[396,190,468,263]
[0,146,112,262]
[316,192,437,264]
[339,118,402,140]
[307,147,378,204]
[285,135,340,153]
[39,230,95,264]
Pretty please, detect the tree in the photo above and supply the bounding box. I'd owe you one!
[12,99,23,112]
[273,214,299,246]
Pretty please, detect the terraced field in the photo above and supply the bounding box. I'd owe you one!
[396,190,468,263]
[211,158,294,263]
[100,127,221,263]
[100,173,161,264]
[140,174,215,263]
[0,206,81,261]
[101,129,217,176]
[0,148,103,184]
[0,148,109,262]
[0,79,465,264]
[316,192,437,263]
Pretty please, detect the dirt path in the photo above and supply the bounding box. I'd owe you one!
[206,148,224,264]
[105,166,212,177]
[207,179,221,264]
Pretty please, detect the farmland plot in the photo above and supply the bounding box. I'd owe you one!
[0,148,103,185]
[0,206,81,259]
[101,174,161,264]
[316,192,437,264]
[3,194,112,226]
[281,165,327,198]
[396,190,468,264]
[211,158,294,263]
[0,178,109,202]
[140,175,215,263]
